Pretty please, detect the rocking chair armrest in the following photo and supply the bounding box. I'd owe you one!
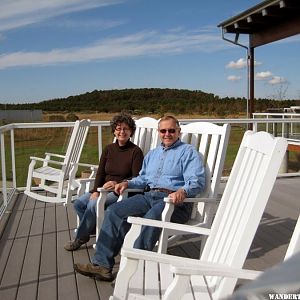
[122,188,144,193]
[97,187,144,195]
[45,152,66,159]
[170,262,261,281]
[77,163,98,170]
[164,196,219,204]
[29,156,65,166]
[120,246,261,281]
[97,187,114,192]
[77,178,95,184]
[127,216,211,236]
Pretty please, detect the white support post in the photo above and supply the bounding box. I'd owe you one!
[253,122,258,132]
[1,133,7,206]
[10,129,16,189]
[98,124,103,161]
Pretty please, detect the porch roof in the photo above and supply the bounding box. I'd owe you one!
[218,0,300,48]
[218,0,300,118]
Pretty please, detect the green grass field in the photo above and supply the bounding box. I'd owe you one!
[1,126,113,187]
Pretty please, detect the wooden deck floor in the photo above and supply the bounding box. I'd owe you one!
[0,176,299,300]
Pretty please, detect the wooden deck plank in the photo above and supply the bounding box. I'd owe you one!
[38,203,57,300]
[0,239,13,284]
[56,204,79,300]
[7,197,25,240]
[0,197,24,285]
[37,276,57,300]
[0,194,18,240]
[0,237,27,298]
[15,196,45,300]
[65,202,103,300]
[0,194,36,299]
[16,235,42,300]
[74,243,100,300]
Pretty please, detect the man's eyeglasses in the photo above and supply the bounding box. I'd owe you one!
[159,128,177,134]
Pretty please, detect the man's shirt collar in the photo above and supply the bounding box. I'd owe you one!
[160,138,181,150]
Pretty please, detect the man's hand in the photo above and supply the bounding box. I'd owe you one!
[115,181,128,195]
[89,191,99,200]
[168,189,187,205]
[103,181,117,190]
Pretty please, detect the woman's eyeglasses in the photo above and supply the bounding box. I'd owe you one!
[115,127,131,132]
[159,128,176,134]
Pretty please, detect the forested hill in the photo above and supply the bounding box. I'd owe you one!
[1,88,299,115]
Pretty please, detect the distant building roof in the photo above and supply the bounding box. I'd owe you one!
[0,110,42,123]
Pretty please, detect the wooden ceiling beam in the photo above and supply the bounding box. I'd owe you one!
[250,16,300,47]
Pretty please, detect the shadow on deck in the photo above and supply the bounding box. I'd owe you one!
[0,176,299,300]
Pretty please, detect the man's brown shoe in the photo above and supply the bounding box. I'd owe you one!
[64,238,89,251]
[74,263,114,282]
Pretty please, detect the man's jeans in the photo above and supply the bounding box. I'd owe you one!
[74,192,119,240]
[91,191,192,269]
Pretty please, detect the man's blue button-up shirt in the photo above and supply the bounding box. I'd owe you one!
[128,139,205,197]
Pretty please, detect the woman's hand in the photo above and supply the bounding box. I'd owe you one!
[103,181,117,190]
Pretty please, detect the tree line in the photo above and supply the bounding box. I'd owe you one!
[1,88,299,115]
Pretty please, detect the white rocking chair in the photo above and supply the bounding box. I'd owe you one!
[95,117,160,238]
[111,130,287,300]
[95,121,230,246]
[73,117,159,236]
[158,122,230,253]
[24,119,91,204]
[76,117,159,199]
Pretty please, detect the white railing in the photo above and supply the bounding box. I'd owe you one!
[0,121,109,217]
[1,117,300,219]
[253,113,300,138]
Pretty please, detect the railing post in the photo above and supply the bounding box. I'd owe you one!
[97,124,103,161]
[10,129,16,189]
[290,114,295,137]
[282,114,285,138]
[253,122,258,132]
[1,132,8,206]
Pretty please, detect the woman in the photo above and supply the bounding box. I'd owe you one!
[64,112,144,251]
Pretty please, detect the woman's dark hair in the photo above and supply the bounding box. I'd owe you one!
[110,112,136,137]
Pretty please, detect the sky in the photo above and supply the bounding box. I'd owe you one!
[0,0,299,104]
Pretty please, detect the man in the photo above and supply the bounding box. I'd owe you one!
[74,115,206,281]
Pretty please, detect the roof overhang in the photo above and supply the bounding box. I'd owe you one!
[218,0,300,48]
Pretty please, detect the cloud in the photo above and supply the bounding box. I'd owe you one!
[255,71,273,80]
[0,29,229,70]
[226,57,262,69]
[226,58,247,69]
[268,76,287,85]
[51,19,125,31]
[227,75,241,81]
[0,0,123,32]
